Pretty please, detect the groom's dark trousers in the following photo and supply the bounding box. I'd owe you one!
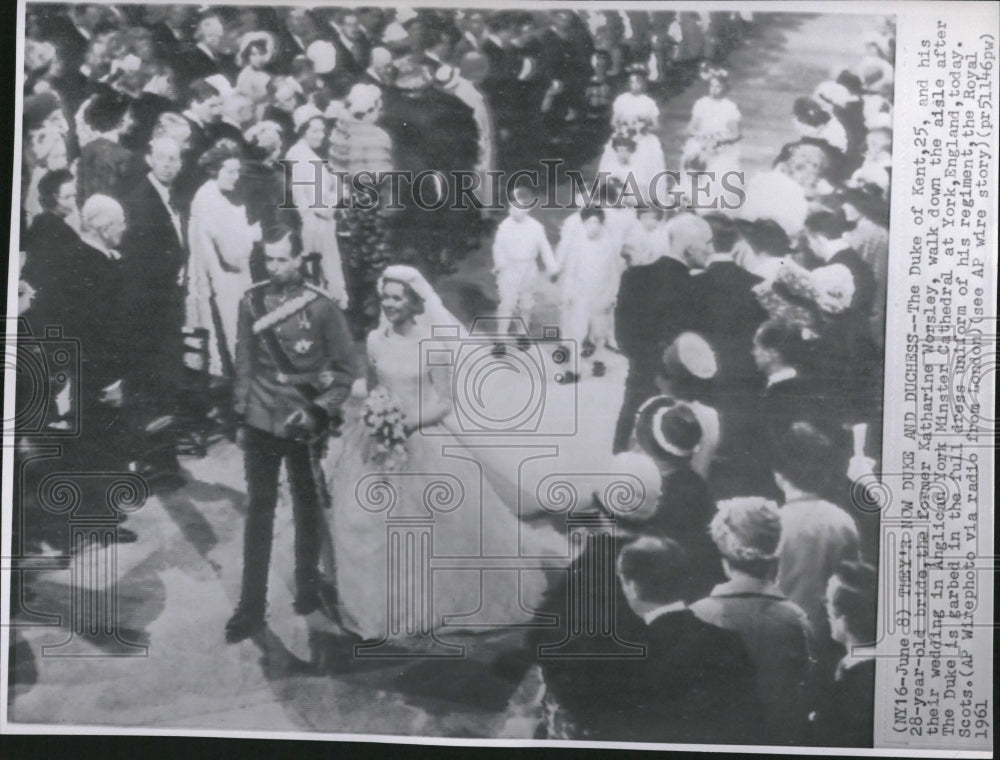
[239,427,322,615]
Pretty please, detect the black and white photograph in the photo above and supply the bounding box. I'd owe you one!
[2,1,995,753]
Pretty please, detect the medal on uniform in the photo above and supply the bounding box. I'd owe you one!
[293,338,313,354]
[298,311,312,330]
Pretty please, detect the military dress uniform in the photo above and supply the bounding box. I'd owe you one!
[228,278,355,638]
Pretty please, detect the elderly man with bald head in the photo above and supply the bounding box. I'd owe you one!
[118,135,190,485]
[612,212,713,453]
[62,194,134,510]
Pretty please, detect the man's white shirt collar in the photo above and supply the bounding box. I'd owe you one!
[147,172,175,208]
[80,232,120,261]
[767,366,799,388]
[706,253,733,267]
[643,600,686,625]
[148,172,183,242]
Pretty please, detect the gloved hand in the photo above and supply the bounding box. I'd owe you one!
[284,408,319,438]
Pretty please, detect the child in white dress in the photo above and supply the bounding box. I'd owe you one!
[556,207,621,372]
[682,66,742,177]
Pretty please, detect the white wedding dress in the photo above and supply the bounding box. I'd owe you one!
[317,322,569,642]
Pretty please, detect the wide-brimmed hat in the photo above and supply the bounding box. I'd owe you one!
[634,396,702,459]
[293,103,325,132]
[237,31,276,67]
[433,63,460,88]
[306,40,337,74]
[204,73,234,98]
[661,332,718,383]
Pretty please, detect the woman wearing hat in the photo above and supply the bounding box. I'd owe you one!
[654,332,720,480]
[621,395,724,600]
[283,104,347,306]
[328,83,394,337]
[792,96,848,155]
[235,31,277,113]
[691,497,816,745]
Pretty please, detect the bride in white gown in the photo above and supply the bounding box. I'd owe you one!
[316,266,568,643]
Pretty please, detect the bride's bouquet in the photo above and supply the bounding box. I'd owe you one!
[362,387,409,468]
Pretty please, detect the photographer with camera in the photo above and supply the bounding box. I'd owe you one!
[225,224,356,643]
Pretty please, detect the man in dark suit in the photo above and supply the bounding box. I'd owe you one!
[480,12,519,166]
[178,12,234,87]
[272,8,317,75]
[692,215,768,389]
[612,212,710,452]
[750,318,849,503]
[812,560,877,748]
[66,194,136,541]
[73,195,127,429]
[537,535,764,743]
[317,8,372,83]
[37,5,93,78]
[174,78,224,213]
[119,137,188,481]
[692,215,770,497]
[539,10,594,124]
[150,6,194,75]
[38,4,116,111]
[614,536,766,744]
[803,208,880,427]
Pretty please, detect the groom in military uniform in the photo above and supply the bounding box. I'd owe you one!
[226,224,356,643]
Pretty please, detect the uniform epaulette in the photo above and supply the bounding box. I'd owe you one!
[303,281,334,300]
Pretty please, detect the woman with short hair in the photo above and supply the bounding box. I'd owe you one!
[185,138,261,377]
